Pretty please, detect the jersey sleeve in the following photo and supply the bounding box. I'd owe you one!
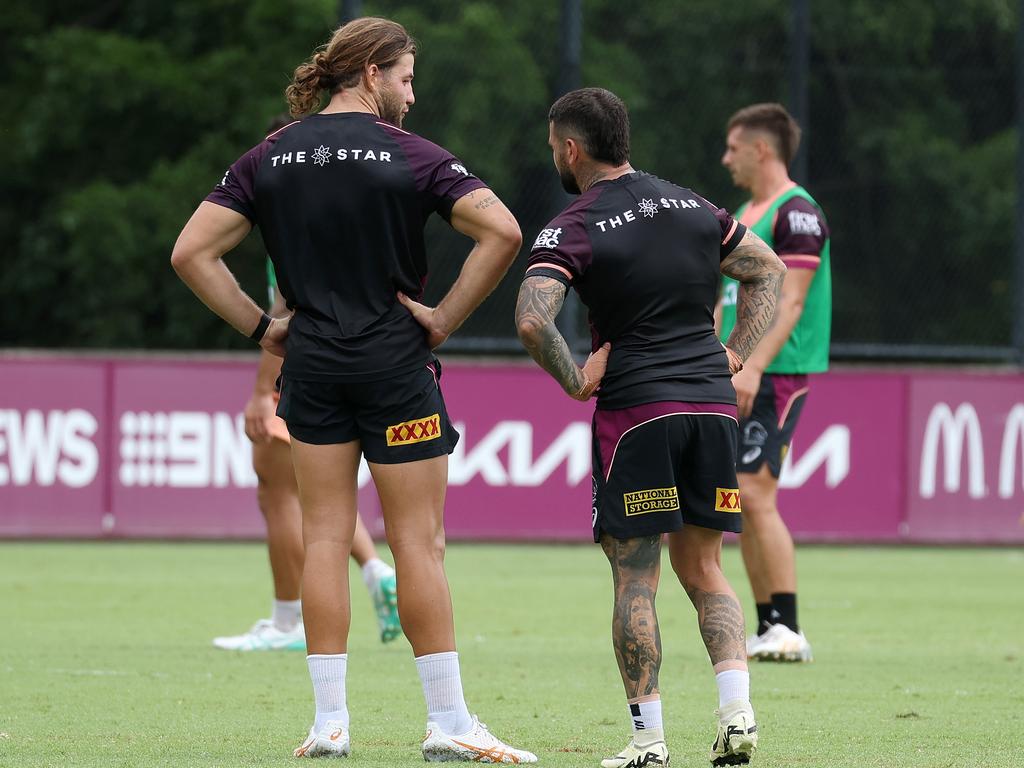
[694,194,747,260]
[386,127,487,220]
[773,197,829,269]
[523,211,592,287]
[205,140,272,222]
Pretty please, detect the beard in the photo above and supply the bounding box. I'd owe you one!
[377,83,405,127]
[557,161,580,195]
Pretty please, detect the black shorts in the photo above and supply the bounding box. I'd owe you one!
[591,401,742,542]
[737,374,809,478]
[276,359,460,464]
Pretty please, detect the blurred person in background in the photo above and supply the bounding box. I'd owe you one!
[172,17,535,763]
[517,87,785,768]
[718,103,832,663]
[212,137,401,650]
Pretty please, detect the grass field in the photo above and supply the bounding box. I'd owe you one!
[2,542,1022,767]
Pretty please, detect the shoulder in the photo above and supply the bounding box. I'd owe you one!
[264,120,301,143]
[531,188,606,250]
[373,121,449,156]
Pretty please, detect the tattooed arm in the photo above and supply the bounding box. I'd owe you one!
[719,229,786,362]
[515,275,609,400]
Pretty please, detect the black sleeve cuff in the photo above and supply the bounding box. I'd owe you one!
[523,267,572,287]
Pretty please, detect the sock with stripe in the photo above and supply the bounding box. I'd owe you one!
[629,698,664,747]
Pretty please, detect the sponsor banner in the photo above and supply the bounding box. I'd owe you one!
[0,359,107,536]
[439,365,593,539]
[776,373,906,540]
[908,374,1024,542]
[109,360,382,538]
[1,355,1022,542]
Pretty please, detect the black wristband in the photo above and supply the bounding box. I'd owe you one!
[249,312,272,342]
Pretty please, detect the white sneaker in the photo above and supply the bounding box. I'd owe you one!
[710,699,757,766]
[422,715,537,763]
[600,737,669,768]
[293,720,350,758]
[212,618,306,651]
[747,623,812,662]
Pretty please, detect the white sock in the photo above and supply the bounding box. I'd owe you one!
[361,558,393,593]
[415,651,473,736]
[629,698,664,746]
[272,599,302,631]
[307,654,349,731]
[715,669,750,708]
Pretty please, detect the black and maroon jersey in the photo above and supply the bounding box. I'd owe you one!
[525,171,746,409]
[206,113,485,381]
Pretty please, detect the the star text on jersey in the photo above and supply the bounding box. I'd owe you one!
[269,148,393,167]
[594,196,702,233]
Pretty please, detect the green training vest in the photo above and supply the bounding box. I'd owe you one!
[718,186,831,373]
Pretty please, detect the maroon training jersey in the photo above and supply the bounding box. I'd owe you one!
[206,113,485,381]
[525,171,746,409]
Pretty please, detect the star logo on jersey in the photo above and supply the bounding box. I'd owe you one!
[638,199,659,218]
[532,227,562,250]
[312,145,331,166]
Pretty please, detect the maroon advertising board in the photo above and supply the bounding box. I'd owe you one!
[1,355,1021,543]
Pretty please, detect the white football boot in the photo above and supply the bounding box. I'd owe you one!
[293,720,350,758]
[422,715,537,763]
[747,623,812,662]
[710,700,757,766]
[601,736,669,768]
[212,618,306,651]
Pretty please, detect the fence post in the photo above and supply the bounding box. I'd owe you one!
[788,0,810,184]
[1015,0,1024,364]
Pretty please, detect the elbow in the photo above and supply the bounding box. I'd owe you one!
[516,316,542,349]
[496,217,523,262]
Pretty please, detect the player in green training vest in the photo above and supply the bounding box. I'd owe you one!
[718,103,831,664]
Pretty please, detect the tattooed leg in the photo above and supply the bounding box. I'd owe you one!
[600,533,663,699]
[668,526,747,672]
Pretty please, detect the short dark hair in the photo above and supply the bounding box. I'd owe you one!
[548,88,630,166]
[727,103,802,167]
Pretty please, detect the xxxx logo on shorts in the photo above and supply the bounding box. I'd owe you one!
[715,487,741,513]
[386,413,441,447]
[623,487,680,516]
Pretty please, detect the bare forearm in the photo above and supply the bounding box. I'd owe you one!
[173,255,265,338]
[744,299,803,372]
[434,237,517,336]
[520,322,587,395]
[516,276,586,395]
[253,348,284,394]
